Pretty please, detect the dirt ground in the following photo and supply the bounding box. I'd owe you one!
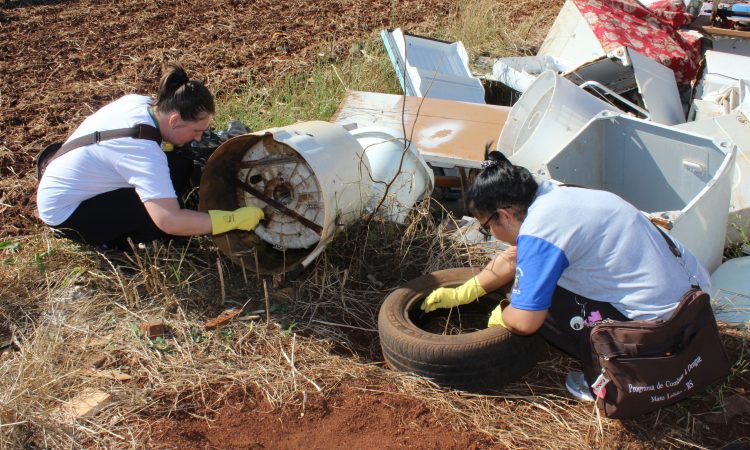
[143,385,497,449]
[0,0,451,238]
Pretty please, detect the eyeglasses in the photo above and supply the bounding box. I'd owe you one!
[478,211,499,237]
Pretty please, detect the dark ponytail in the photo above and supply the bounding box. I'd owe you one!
[154,63,215,121]
[467,143,538,219]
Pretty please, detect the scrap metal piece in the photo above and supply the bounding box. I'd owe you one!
[563,47,685,125]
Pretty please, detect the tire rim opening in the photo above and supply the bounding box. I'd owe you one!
[408,296,502,336]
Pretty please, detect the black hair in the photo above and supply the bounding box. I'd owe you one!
[466,144,538,219]
[154,63,215,121]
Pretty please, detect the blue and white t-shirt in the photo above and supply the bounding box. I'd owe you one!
[510,180,710,320]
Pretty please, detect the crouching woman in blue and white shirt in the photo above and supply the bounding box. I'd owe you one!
[420,150,711,398]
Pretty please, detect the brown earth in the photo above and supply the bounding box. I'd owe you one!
[142,385,497,449]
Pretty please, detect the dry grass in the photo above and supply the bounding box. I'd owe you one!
[2,201,748,448]
[443,0,563,56]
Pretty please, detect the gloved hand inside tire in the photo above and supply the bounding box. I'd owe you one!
[209,207,264,235]
[487,298,510,328]
[420,276,486,312]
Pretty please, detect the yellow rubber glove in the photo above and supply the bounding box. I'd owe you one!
[488,299,510,328]
[209,207,264,235]
[420,276,486,312]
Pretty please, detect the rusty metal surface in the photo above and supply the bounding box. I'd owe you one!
[199,132,312,274]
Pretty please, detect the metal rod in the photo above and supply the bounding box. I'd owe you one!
[236,156,300,169]
[579,80,650,118]
[225,175,323,234]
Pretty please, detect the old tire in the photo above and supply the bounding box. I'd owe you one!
[378,267,546,392]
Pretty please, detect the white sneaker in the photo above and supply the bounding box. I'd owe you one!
[565,371,595,402]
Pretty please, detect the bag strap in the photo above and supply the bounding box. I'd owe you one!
[651,221,681,258]
[57,123,161,156]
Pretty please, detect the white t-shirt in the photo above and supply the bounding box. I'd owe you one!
[510,180,711,320]
[37,95,176,226]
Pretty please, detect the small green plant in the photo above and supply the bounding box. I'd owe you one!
[190,326,205,343]
[130,322,145,340]
[63,266,87,286]
[151,336,171,353]
[0,240,20,252]
[280,322,297,337]
[34,245,54,275]
[219,328,234,340]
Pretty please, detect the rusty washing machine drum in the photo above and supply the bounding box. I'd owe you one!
[199,121,372,274]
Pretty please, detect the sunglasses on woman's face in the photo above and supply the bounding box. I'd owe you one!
[479,211,499,237]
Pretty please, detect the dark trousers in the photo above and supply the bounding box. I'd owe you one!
[53,152,193,248]
[539,286,630,373]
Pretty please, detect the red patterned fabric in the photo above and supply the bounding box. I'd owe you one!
[572,0,701,85]
[647,0,693,28]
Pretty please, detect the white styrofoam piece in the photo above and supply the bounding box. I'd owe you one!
[695,50,750,101]
[741,79,750,119]
[489,55,574,92]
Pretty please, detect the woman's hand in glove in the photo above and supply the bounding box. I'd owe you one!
[420,276,486,312]
[209,207,264,235]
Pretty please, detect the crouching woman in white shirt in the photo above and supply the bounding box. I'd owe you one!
[36,63,261,250]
